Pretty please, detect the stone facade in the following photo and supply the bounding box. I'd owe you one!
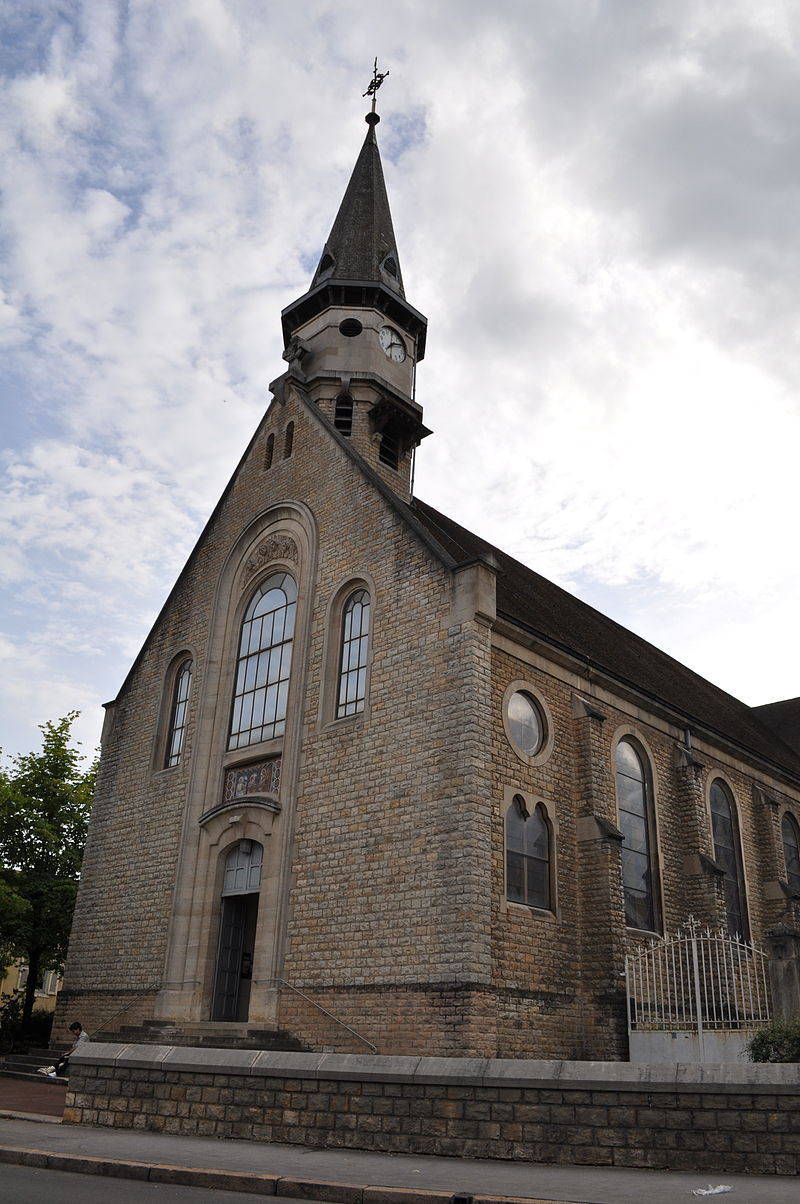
[57,112,800,1061]
[64,1047,800,1176]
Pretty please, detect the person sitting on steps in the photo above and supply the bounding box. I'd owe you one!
[39,1020,89,1079]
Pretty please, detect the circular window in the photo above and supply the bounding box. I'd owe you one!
[339,318,363,338]
[506,690,545,757]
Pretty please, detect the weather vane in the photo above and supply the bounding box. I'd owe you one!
[363,58,389,114]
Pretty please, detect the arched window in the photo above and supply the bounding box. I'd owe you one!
[165,658,192,768]
[229,573,296,750]
[283,422,294,459]
[782,813,800,894]
[506,795,552,911]
[334,394,354,437]
[264,433,275,470]
[615,739,659,931]
[710,780,748,939]
[336,589,370,718]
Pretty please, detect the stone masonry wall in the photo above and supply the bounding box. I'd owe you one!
[487,636,800,1062]
[63,379,497,1053]
[65,1047,800,1176]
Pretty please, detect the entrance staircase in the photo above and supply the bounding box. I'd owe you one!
[0,1046,68,1084]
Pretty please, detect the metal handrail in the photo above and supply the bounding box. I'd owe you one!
[270,977,378,1054]
[93,988,160,1037]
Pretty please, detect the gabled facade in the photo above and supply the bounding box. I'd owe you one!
[60,108,800,1060]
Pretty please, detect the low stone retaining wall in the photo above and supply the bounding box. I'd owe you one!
[66,1046,800,1176]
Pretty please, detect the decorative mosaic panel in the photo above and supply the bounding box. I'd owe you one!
[223,757,281,803]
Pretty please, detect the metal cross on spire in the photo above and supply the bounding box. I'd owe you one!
[363,57,389,114]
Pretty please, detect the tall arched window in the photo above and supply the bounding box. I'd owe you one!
[336,589,370,718]
[782,813,800,894]
[506,795,552,911]
[710,780,748,938]
[229,573,296,750]
[165,658,192,768]
[264,433,275,470]
[283,422,294,459]
[615,739,659,931]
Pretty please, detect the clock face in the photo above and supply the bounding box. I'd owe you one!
[379,325,406,363]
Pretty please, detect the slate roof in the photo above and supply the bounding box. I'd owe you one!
[753,698,800,759]
[410,497,800,781]
[310,114,404,296]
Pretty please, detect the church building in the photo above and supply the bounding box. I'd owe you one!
[60,101,800,1062]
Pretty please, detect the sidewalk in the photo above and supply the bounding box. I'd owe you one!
[0,1078,790,1204]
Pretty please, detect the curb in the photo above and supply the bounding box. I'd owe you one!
[0,1146,565,1204]
[0,1110,61,1125]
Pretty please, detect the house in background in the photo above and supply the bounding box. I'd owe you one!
[1,962,61,1015]
[57,102,800,1061]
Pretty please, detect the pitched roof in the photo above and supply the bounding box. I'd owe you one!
[753,698,800,758]
[310,114,404,296]
[410,497,800,781]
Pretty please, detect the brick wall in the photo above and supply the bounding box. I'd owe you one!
[65,1047,800,1176]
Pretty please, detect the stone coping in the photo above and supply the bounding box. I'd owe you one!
[71,1044,800,1093]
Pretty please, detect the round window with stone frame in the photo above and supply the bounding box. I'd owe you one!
[502,684,551,764]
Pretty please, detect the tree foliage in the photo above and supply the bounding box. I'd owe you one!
[0,713,96,1026]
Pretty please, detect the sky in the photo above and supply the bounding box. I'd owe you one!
[1,0,800,763]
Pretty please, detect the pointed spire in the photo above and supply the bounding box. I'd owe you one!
[310,112,405,297]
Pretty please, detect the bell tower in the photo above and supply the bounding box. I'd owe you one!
[278,68,429,498]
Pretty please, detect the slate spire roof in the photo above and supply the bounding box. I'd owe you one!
[310,112,405,296]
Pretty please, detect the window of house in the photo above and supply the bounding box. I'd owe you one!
[782,812,800,894]
[283,422,294,459]
[506,795,552,910]
[710,780,748,939]
[264,433,275,470]
[336,589,370,718]
[334,394,354,437]
[229,573,296,750]
[165,658,193,767]
[615,738,660,932]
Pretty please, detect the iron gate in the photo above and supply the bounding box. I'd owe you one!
[625,917,771,1058]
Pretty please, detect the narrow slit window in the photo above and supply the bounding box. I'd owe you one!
[283,422,294,459]
[336,590,370,718]
[710,780,748,939]
[782,813,800,894]
[334,394,354,437]
[379,430,399,469]
[264,433,275,470]
[165,659,193,767]
[616,739,660,932]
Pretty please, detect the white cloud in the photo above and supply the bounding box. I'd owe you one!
[0,0,799,759]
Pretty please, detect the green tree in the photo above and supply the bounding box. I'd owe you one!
[0,713,96,1027]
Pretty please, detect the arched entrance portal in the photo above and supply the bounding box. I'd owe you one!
[212,839,263,1021]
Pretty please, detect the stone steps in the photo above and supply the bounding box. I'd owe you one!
[95,1020,312,1051]
[0,1048,68,1084]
